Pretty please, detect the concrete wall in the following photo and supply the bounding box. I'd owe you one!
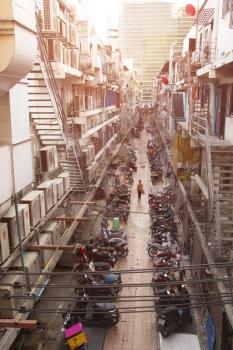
[9,82,30,144]
[224,117,233,144]
[0,145,12,204]
[13,140,34,192]
[0,0,37,97]
[216,0,233,57]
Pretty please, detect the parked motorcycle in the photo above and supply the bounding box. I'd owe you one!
[63,296,120,328]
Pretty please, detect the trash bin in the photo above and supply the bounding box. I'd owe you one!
[112,217,120,231]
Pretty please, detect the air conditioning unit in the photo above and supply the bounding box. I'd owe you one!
[58,172,70,191]
[21,191,46,226]
[47,39,61,62]
[40,145,58,173]
[191,51,201,64]
[87,145,95,163]
[43,0,58,32]
[0,274,26,318]
[69,23,77,46]
[18,204,31,237]
[42,221,61,245]
[37,180,56,212]
[53,178,64,199]
[12,252,40,291]
[2,205,26,249]
[0,223,10,263]
[38,233,53,268]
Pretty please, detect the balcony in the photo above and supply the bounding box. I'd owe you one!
[79,53,92,71]
[191,42,216,68]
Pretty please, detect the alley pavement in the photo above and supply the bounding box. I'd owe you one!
[103,129,157,350]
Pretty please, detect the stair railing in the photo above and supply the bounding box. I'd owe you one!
[35,11,86,191]
[204,122,214,220]
[214,190,222,256]
[70,120,87,191]
[35,11,69,141]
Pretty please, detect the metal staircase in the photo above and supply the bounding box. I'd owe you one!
[211,147,233,258]
[202,123,233,259]
[28,12,87,192]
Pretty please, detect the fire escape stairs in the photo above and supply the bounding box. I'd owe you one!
[205,128,233,258]
[211,147,233,257]
[27,12,87,192]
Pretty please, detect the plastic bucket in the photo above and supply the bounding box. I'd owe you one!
[112,217,120,231]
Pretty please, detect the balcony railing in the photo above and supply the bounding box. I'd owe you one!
[191,42,216,67]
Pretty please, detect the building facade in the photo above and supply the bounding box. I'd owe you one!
[120,0,194,104]
[0,1,141,348]
[153,0,233,348]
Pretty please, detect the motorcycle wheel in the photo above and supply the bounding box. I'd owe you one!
[111,255,118,265]
[120,248,128,257]
[148,246,157,257]
[160,329,169,338]
[112,312,120,325]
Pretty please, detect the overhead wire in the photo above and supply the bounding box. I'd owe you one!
[1,274,233,289]
[1,260,233,276]
[1,298,233,315]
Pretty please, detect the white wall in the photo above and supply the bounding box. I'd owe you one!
[13,140,34,192]
[216,0,233,57]
[0,145,13,204]
[9,82,30,144]
[224,117,233,144]
[0,93,11,143]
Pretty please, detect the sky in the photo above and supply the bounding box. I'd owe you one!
[86,0,199,42]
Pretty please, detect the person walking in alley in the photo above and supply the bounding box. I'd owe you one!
[137,179,144,200]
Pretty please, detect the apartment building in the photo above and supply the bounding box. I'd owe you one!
[120,0,194,103]
[0,1,141,348]
[153,0,233,348]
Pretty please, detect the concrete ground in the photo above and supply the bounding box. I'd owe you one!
[103,128,158,350]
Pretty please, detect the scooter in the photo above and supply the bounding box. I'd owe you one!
[63,296,120,328]
[103,238,129,257]
[85,246,117,267]
[74,274,121,299]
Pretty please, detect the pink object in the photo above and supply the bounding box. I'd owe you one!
[64,322,83,339]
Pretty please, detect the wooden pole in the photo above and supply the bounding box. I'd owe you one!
[68,201,96,205]
[53,216,88,222]
[28,245,74,252]
[0,320,38,329]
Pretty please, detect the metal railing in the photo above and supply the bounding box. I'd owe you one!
[36,11,86,191]
[205,124,214,220]
[214,190,222,256]
[191,42,216,67]
[191,100,209,137]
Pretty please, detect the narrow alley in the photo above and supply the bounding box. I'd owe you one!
[103,128,157,350]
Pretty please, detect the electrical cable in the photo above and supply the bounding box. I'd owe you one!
[1,275,233,289]
[1,260,233,276]
[1,298,233,315]
[8,292,233,303]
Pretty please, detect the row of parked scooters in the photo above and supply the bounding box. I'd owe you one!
[147,130,193,338]
[63,146,137,338]
[131,116,144,138]
[147,136,163,184]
